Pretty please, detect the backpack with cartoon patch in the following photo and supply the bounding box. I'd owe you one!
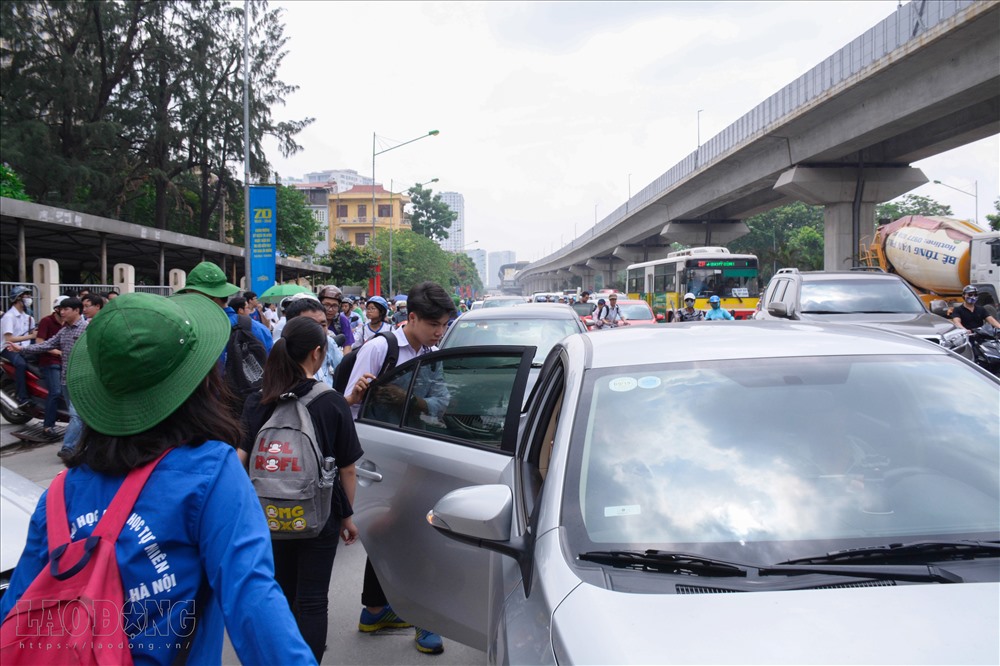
[248,382,336,539]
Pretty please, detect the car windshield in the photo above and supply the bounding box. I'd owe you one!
[564,354,999,564]
[620,303,653,320]
[443,317,581,364]
[800,278,925,314]
[482,298,524,308]
[571,303,594,317]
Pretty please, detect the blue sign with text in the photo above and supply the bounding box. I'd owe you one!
[249,186,277,290]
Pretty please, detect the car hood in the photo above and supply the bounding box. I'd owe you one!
[798,312,955,338]
[1,467,44,573]
[552,580,999,664]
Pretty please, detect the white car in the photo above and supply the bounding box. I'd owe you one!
[1,467,44,599]
[353,323,999,664]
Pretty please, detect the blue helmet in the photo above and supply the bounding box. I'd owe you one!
[367,295,389,314]
[709,295,721,304]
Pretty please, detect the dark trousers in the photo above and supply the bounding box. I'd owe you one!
[1,349,28,402]
[271,520,340,662]
[40,364,62,427]
[361,557,388,608]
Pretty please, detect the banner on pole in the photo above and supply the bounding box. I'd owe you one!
[249,185,277,290]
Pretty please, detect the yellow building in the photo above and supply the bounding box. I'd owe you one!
[329,185,411,247]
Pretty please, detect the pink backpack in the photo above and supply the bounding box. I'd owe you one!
[0,451,169,665]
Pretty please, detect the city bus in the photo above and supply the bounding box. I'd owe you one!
[626,247,761,320]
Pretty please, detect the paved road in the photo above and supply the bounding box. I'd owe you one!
[0,416,487,666]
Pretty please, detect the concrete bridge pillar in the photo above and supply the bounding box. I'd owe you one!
[774,166,927,270]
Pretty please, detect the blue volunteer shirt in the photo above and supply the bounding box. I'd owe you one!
[220,307,273,368]
[0,442,315,666]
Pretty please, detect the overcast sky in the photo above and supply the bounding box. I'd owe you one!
[264,1,999,262]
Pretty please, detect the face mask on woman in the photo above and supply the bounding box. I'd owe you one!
[21,298,32,308]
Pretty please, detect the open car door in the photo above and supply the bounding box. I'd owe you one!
[352,345,535,650]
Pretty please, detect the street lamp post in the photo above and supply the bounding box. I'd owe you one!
[933,179,978,224]
[371,129,439,295]
[389,177,438,297]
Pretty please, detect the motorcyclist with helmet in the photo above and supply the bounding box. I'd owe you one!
[358,295,393,346]
[1,285,36,408]
[951,285,1000,333]
[704,294,734,320]
[677,293,705,322]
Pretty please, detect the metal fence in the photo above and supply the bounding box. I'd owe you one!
[0,281,40,314]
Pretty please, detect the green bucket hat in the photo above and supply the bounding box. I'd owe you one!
[67,292,231,436]
[176,261,240,298]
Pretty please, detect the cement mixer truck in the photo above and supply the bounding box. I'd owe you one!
[861,216,1000,316]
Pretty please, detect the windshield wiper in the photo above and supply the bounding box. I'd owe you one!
[759,563,963,583]
[776,540,1000,566]
[578,550,747,577]
[801,310,850,314]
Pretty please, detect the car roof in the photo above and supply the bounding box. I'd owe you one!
[455,302,580,320]
[562,320,951,369]
[779,270,902,281]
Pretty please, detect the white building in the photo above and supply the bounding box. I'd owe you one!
[301,169,373,192]
[488,251,516,289]
[467,248,487,292]
[438,191,465,252]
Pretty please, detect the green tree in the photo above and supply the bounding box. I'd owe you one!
[451,252,483,296]
[406,183,456,241]
[728,201,824,281]
[0,0,311,237]
[316,240,378,286]
[875,194,952,222]
[372,229,453,296]
[275,185,322,258]
[986,198,1000,232]
[0,165,30,201]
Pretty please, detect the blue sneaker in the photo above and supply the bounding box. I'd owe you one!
[358,605,411,632]
[415,627,444,654]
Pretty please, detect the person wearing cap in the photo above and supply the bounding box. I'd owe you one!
[0,292,317,665]
[951,285,1000,332]
[357,296,392,347]
[32,295,70,439]
[175,261,273,359]
[677,293,705,322]
[704,294,734,320]
[317,286,356,353]
[1,285,36,408]
[9,298,87,458]
[596,293,629,328]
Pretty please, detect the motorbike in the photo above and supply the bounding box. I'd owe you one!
[0,355,70,426]
[969,324,1000,376]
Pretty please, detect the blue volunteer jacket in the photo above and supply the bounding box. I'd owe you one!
[0,442,315,666]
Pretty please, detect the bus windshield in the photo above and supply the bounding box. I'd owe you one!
[685,266,760,298]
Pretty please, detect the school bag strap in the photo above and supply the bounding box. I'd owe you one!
[46,448,172,576]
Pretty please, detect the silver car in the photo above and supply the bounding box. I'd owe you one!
[353,323,999,664]
[754,268,974,359]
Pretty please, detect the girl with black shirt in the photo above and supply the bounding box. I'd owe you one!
[238,317,364,661]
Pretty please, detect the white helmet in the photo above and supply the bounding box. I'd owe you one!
[684,293,696,301]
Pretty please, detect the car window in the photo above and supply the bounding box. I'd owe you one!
[562,354,999,562]
[443,318,582,365]
[571,302,594,317]
[620,303,653,319]
[799,278,925,314]
[360,349,533,452]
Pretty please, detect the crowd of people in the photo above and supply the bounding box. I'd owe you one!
[0,264,457,663]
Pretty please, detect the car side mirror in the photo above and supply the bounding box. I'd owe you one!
[655,313,665,322]
[427,484,534,591]
[929,299,950,318]
[767,302,790,318]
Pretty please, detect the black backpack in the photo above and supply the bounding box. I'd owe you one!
[332,331,399,395]
[224,314,267,408]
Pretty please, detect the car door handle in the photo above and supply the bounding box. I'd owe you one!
[357,467,383,482]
